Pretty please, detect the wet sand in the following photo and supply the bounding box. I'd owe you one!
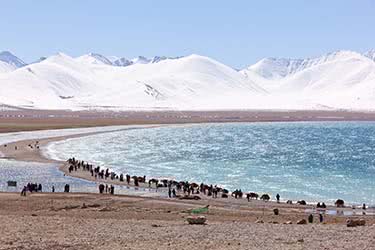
[2,109,375,133]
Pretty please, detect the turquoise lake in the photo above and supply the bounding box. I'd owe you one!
[46,122,375,204]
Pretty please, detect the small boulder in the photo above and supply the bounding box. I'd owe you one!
[347,218,366,227]
[255,219,264,224]
[347,219,356,227]
[273,208,279,215]
[297,219,307,225]
[358,219,366,226]
[186,216,206,225]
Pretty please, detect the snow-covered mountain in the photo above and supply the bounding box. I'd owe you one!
[77,54,177,67]
[0,51,26,68]
[0,61,17,74]
[364,49,375,62]
[76,53,113,65]
[1,49,375,111]
[0,51,27,74]
[0,52,265,110]
[112,57,132,67]
[240,50,375,109]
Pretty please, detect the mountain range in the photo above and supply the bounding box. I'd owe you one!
[0,50,375,111]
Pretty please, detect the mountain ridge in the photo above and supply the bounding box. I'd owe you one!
[0,49,375,111]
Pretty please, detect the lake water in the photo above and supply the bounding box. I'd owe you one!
[45,122,375,205]
[0,125,164,197]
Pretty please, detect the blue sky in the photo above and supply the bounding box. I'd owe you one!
[1,0,374,68]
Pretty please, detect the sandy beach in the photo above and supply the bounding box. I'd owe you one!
[1,114,375,249]
[1,191,374,250]
[3,109,375,133]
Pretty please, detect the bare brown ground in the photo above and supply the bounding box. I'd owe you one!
[2,109,375,133]
[0,192,374,250]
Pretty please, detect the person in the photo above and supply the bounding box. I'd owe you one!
[110,185,114,195]
[168,188,172,198]
[308,214,314,223]
[21,186,27,196]
[172,188,176,197]
[52,186,55,192]
[64,184,70,193]
[319,213,323,223]
[363,203,366,210]
[276,193,280,203]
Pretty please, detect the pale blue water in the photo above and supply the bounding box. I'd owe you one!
[0,159,162,196]
[46,122,375,204]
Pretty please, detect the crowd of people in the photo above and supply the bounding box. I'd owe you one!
[66,157,283,203]
[20,183,70,196]
[98,183,115,194]
[20,183,43,196]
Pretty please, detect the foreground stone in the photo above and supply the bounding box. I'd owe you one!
[347,219,366,227]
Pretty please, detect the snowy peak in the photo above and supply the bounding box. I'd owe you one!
[77,54,176,66]
[76,53,113,65]
[243,50,370,80]
[0,61,17,74]
[45,52,74,63]
[0,51,26,68]
[131,56,151,64]
[364,49,375,61]
[245,57,305,79]
[1,49,375,111]
[112,57,133,67]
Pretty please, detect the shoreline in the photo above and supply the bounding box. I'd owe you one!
[4,109,375,133]
[1,123,375,249]
[0,123,373,207]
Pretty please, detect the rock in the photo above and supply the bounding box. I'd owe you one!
[179,195,201,200]
[347,218,366,227]
[284,221,293,224]
[255,219,264,224]
[273,208,279,215]
[186,216,207,225]
[99,207,114,212]
[297,219,307,225]
[297,238,304,243]
[87,204,101,208]
[347,219,356,227]
[358,219,366,226]
[64,205,80,210]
